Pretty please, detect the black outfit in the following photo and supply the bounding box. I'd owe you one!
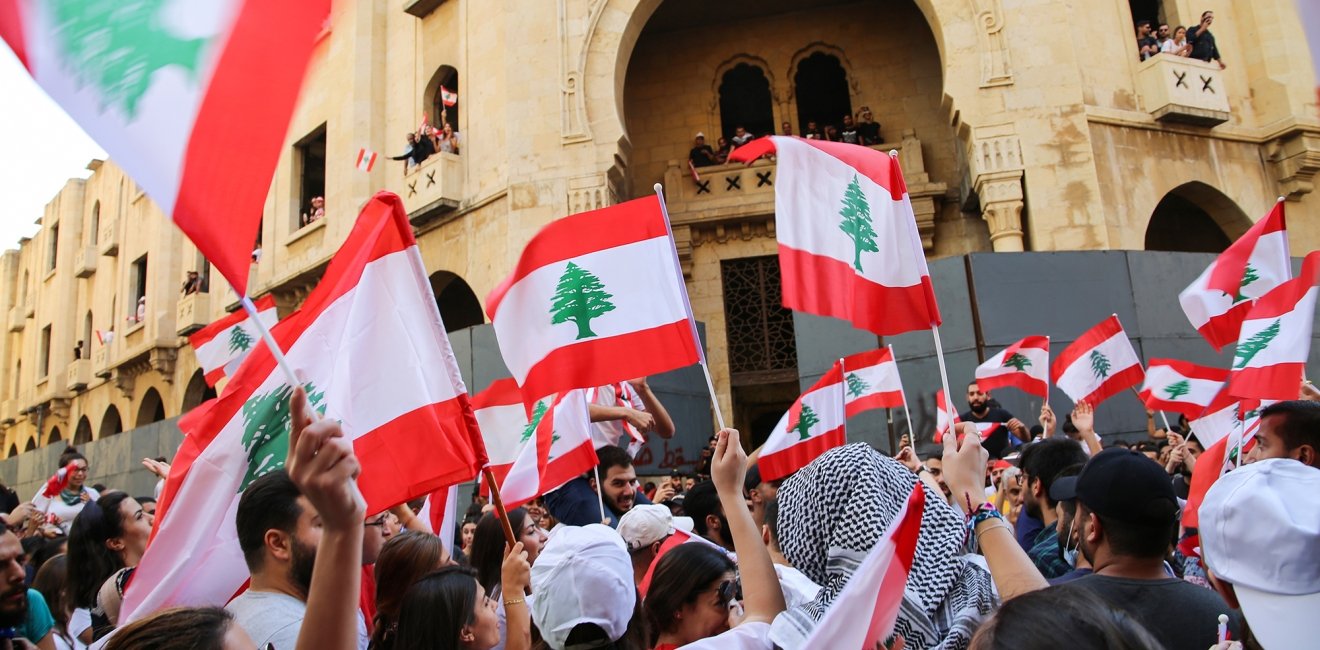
[0,486,17,515]
[1138,35,1159,60]
[1187,26,1220,63]
[857,120,881,145]
[689,145,718,168]
[390,137,436,166]
[839,124,860,144]
[959,406,1018,458]
[1057,575,1242,650]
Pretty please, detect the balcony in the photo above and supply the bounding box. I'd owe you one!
[99,216,119,256]
[176,291,212,336]
[93,345,111,379]
[1136,54,1230,127]
[22,296,33,319]
[7,306,23,333]
[65,359,92,392]
[74,245,98,277]
[403,0,447,18]
[391,152,462,229]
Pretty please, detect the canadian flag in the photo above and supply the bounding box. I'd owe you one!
[1179,202,1290,351]
[498,390,598,510]
[1139,359,1229,419]
[187,295,279,387]
[0,0,327,294]
[356,148,378,173]
[1227,251,1320,400]
[728,137,940,336]
[122,192,487,621]
[471,378,529,489]
[932,389,1000,444]
[486,196,701,411]
[1051,315,1144,406]
[759,364,847,482]
[975,336,1050,397]
[440,85,458,107]
[840,347,906,418]
[801,483,925,649]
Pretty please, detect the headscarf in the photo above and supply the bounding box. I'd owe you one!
[769,443,997,650]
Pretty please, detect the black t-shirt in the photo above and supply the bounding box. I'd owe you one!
[689,145,718,167]
[960,406,1017,458]
[857,121,881,145]
[1058,575,1242,650]
[1138,35,1159,59]
[1187,26,1219,62]
[0,487,17,515]
[839,126,860,144]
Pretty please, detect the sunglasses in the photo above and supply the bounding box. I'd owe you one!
[713,579,742,606]
[364,514,388,528]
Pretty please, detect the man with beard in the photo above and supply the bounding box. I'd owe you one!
[961,381,1027,458]
[1017,439,1087,579]
[1,528,58,648]
[1046,464,1093,584]
[544,446,650,528]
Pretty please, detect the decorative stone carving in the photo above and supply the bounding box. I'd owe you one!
[150,347,178,383]
[976,171,1026,252]
[1267,129,1320,201]
[567,174,611,213]
[558,0,604,144]
[974,0,1013,87]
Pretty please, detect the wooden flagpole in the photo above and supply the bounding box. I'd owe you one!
[481,467,518,547]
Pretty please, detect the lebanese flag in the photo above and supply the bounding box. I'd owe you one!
[471,378,529,488]
[801,483,925,649]
[1051,315,1144,405]
[40,462,78,499]
[932,390,1001,444]
[759,364,847,482]
[440,85,458,107]
[1227,251,1320,400]
[187,295,278,387]
[417,484,459,544]
[498,390,598,511]
[0,0,327,295]
[121,192,487,621]
[1183,400,1265,528]
[1188,386,1239,449]
[728,137,940,336]
[356,148,378,173]
[1179,202,1290,351]
[486,196,701,411]
[975,336,1050,397]
[1138,359,1229,419]
[840,347,905,417]
[637,527,727,597]
[95,329,114,346]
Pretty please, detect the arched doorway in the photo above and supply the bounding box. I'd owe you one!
[99,405,123,439]
[6,445,16,459]
[718,62,775,140]
[137,388,167,427]
[424,65,460,133]
[74,416,93,445]
[793,50,853,135]
[46,426,62,445]
[24,437,36,452]
[181,369,216,413]
[429,272,484,332]
[1145,182,1250,253]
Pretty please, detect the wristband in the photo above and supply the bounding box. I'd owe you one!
[915,464,931,475]
[968,502,1004,530]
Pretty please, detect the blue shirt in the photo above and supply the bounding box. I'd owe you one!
[13,589,54,644]
[543,476,651,528]
[1015,511,1043,553]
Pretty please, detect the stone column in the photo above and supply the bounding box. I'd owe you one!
[976,170,1025,252]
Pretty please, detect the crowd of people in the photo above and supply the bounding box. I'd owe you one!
[391,122,462,174]
[688,107,885,169]
[0,371,1314,649]
[1136,10,1224,68]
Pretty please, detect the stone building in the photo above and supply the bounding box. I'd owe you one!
[1,0,1317,473]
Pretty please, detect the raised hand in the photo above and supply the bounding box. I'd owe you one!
[287,386,364,530]
[895,446,921,472]
[941,422,989,514]
[1071,400,1095,433]
[710,428,748,498]
[141,457,171,479]
[1038,403,1056,436]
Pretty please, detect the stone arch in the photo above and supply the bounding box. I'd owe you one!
[429,271,485,332]
[24,437,36,452]
[789,47,856,136]
[1144,182,1253,252]
[137,388,167,428]
[89,200,100,245]
[181,369,216,414]
[74,416,93,445]
[422,64,460,132]
[711,54,778,139]
[786,41,862,106]
[6,445,16,459]
[46,426,62,445]
[98,405,123,439]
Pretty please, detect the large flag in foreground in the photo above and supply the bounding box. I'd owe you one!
[0,0,327,294]
[497,390,597,511]
[975,336,1050,397]
[728,137,940,336]
[486,196,701,410]
[122,192,486,620]
[1052,316,1144,405]
[759,364,847,482]
[1179,202,1290,351]
[840,347,905,417]
[188,295,279,386]
[1138,359,1228,419]
[1227,251,1320,400]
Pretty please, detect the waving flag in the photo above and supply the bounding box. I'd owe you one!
[122,192,486,621]
[840,347,906,417]
[1052,316,1144,405]
[40,462,78,499]
[486,196,701,411]
[417,484,459,545]
[187,295,278,386]
[0,0,328,294]
[1227,251,1320,400]
[975,336,1050,397]
[1179,202,1290,351]
[439,85,458,107]
[759,364,847,482]
[728,137,940,336]
[1189,387,1240,450]
[1139,359,1229,419]
[637,527,726,597]
[471,378,530,487]
[1183,399,1267,528]
[932,390,1001,444]
[355,148,378,173]
[498,390,597,510]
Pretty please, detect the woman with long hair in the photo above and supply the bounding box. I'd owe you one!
[104,606,253,650]
[32,554,75,650]
[66,492,153,641]
[31,447,99,534]
[468,509,546,650]
[371,531,452,649]
[394,545,530,650]
[643,544,739,648]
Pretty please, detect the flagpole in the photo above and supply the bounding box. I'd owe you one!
[931,324,957,443]
[890,344,916,451]
[593,464,608,524]
[481,467,519,547]
[238,295,300,389]
[654,183,728,431]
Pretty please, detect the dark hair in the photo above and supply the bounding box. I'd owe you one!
[33,553,71,642]
[1137,19,1152,28]
[1019,439,1088,508]
[28,534,67,574]
[103,606,233,650]
[57,446,86,470]
[643,544,735,642]
[763,496,781,548]
[136,496,157,506]
[970,585,1163,649]
[1080,503,1175,559]
[1259,400,1320,454]
[372,531,448,650]
[67,492,132,609]
[235,470,304,573]
[595,446,634,475]
[682,481,722,537]
[1201,10,1213,19]
[743,465,763,495]
[469,508,527,595]
[393,566,479,650]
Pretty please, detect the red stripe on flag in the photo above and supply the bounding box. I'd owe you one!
[471,378,522,409]
[174,0,330,294]
[188,295,277,348]
[1227,362,1308,401]
[353,395,485,513]
[973,373,1048,398]
[1196,302,1254,352]
[862,485,925,648]
[1233,251,1320,320]
[1207,202,1286,296]
[846,391,905,417]
[778,245,940,336]
[843,347,895,368]
[203,367,226,387]
[760,427,846,483]
[1051,315,1124,381]
[1182,435,1228,528]
[727,137,905,200]
[1078,365,1145,406]
[0,0,27,69]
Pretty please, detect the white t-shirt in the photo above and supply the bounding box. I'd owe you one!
[589,384,646,452]
[226,590,306,649]
[773,564,822,609]
[68,608,91,649]
[678,621,772,649]
[31,487,100,534]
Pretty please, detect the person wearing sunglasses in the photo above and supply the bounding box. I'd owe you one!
[644,543,740,648]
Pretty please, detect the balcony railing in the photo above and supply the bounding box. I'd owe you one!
[99,216,119,256]
[7,306,23,333]
[176,291,212,336]
[1136,54,1230,126]
[93,345,110,379]
[391,152,462,229]
[75,245,98,278]
[65,359,92,392]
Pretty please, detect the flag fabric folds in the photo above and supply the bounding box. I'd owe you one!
[122,192,486,621]
[497,390,597,511]
[486,196,701,411]
[975,336,1050,397]
[1051,315,1144,405]
[1227,251,1320,400]
[728,137,940,336]
[840,348,906,418]
[759,364,847,482]
[1139,359,1229,419]
[0,0,328,294]
[472,378,530,488]
[187,295,279,387]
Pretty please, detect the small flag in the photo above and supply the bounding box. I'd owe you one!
[1188,386,1239,449]
[1183,399,1267,528]
[355,148,378,172]
[1051,315,1144,406]
[840,347,906,418]
[439,85,458,107]
[497,390,597,511]
[1139,359,1229,419]
[471,378,530,489]
[759,364,847,482]
[975,336,1050,397]
[688,159,701,183]
[932,390,1000,444]
[1225,251,1320,401]
[95,329,115,346]
[417,484,459,544]
[41,462,78,499]
[187,295,279,387]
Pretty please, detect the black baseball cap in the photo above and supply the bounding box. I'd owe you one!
[1049,448,1177,525]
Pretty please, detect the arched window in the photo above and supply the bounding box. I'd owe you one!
[47,426,62,445]
[137,388,167,427]
[1145,182,1250,252]
[427,66,460,134]
[718,63,775,140]
[90,201,100,245]
[429,271,484,332]
[181,369,216,413]
[794,52,853,135]
[74,416,93,445]
[24,438,36,452]
[6,445,16,459]
[98,405,123,439]
[11,361,18,399]
[82,311,93,358]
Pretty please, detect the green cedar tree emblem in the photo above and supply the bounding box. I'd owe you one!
[550,262,616,340]
[1162,380,1191,400]
[1089,350,1112,380]
[238,382,326,493]
[519,401,549,444]
[1233,264,1260,303]
[790,405,820,441]
[837,175,879,272]
[1233,319,1281,369]
[845,373,870,399]
[49,0,211,120]
[1003,352,1032,372]
[228,326,255,355]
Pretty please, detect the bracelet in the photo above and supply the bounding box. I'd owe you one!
[968,502,1004,530]
[915,464,931,475]
[974,520,1011,541]
[503,597,525,607]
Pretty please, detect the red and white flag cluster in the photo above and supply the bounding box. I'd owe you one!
[840,347,906,417]
[1052,315,1143,406]
[1226,251,1320,401]
[497,390,597,511]
[1139,359,1228,419]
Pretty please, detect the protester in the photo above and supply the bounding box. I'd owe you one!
[838,115,860,144]
[742,465,776,530]
[32,448,99,535]
[802,121,823,140]
[371,531,454,649]
[644,543,737,647]
[543,446,650,528]
[1135,20,1159,60]
[1045,464,1091,585]
[437,122,461,155]
[528,524,644,650]
[779,122,793,136]
[66,491,152,640]
[688,134,718,168]
[104,606,253,650]
[1162,25,1192,56]
[32,553,73,650]
[1018,439,1088,579]
[1186,10,1225,68]
[855,107,881,145]
[961,382,1027,458]
[468,508,545,650]
[616,504,693,586]
[460,520,478,557]
[394,546,530,650]
[390,132,435,170]
[1248,400,1320,468]
[969,586,1163,649]
[136,497,157,518]
[588,378,674,451]
[681,481,734,551]
[181,271,202,296]
[300,196,325,228]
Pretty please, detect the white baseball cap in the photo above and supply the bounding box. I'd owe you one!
[1199,459,1320,650]
[695,131,705,138]
[616,504,694,550]
[530,524,636,650]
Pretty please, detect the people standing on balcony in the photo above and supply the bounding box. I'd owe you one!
[715,136,732,164]
[390,131,436,172]
[1135,20,1160,60]
[300,196,325,229]
[1187,10,1225,68]
[780,121,793,136]
[839,115,860,145]
[1161,25,1192,57]
[803,121,823,140]
[823,124,841,142]
[1154,23,1171,52]
[688,133,719,168]
[181,271,201,296]
[730,125,754,148]
[437,122,461,155]
[133,297,145,325]
[72,340,83,360]
[856,106,881,145]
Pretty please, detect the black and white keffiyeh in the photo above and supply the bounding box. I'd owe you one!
[769,443,997,650]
